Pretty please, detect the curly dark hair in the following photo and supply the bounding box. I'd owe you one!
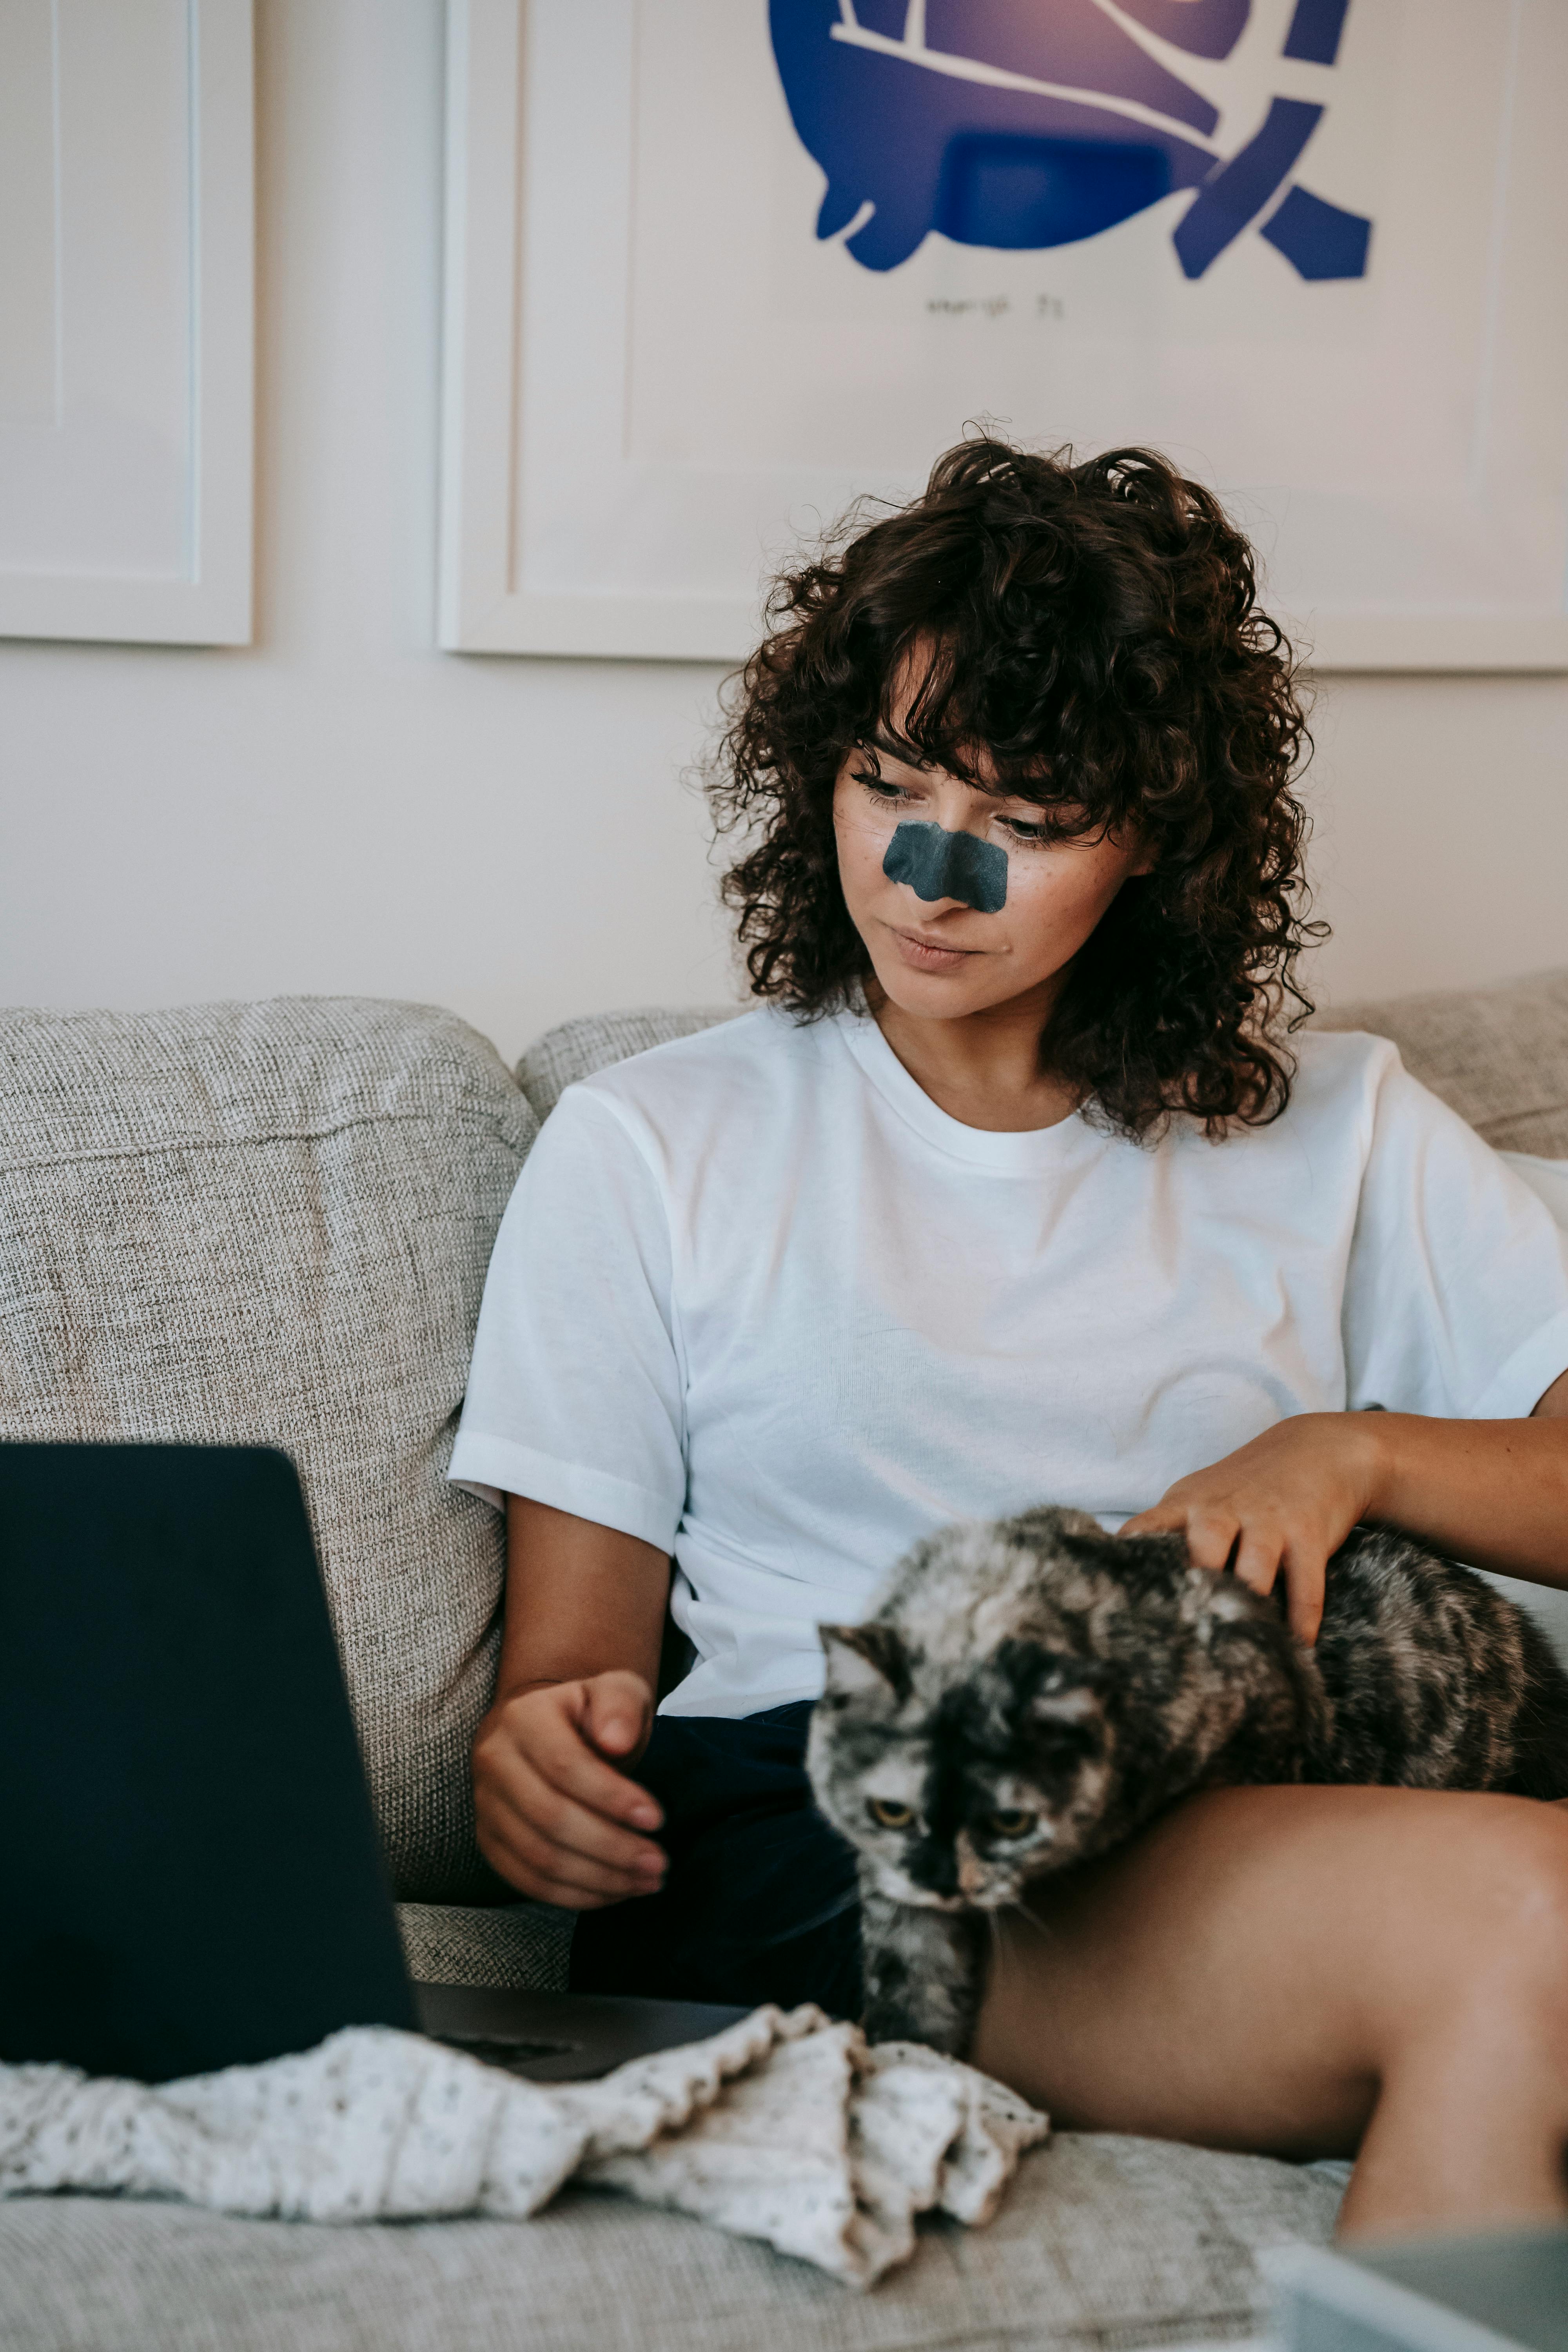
[704,436,1321,1140]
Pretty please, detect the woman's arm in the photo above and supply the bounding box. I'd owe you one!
[1367,1372,1568,1581]
[471,1497,674,1907]
[1122,1367,1568,1643]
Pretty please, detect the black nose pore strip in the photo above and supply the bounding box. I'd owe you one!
[882,821,1008,914]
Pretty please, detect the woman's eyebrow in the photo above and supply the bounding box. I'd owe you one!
[872,734,1018,797]
[867,731,931,769]
[868,732,998,784]
[866,733,1054,806]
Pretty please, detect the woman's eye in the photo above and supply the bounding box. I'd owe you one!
[999,816,1049,845]
[985,1808,1038,1839]
[852,769,912,804]
[867,1797,915,1830]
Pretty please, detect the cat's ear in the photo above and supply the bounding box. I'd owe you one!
[819,1622,912,1706]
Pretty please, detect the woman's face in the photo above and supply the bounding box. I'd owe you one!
[832,731,1152,1025]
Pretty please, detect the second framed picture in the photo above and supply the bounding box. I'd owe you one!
[439,0,1568,670]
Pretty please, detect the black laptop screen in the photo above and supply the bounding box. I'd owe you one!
[0,1443,416,2081]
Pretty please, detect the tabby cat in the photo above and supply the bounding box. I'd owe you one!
[808,1505,1568,2055]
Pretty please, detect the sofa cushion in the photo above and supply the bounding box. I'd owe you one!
[516,1005,742,1123]
[1316,965,1568,1155]
[396,1900,571,1991]
[0,996,534,1900]
[0,2129,1341,2351]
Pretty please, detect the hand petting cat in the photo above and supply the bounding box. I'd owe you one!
[1121,1379,1568,1644]
[1118,1413,1382,1644]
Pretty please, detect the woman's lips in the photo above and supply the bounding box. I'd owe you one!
[887,924,984,973]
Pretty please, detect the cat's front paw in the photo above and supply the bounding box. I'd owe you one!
[859,1887,982,2057]
[861,1969,933,2049]
[863,1965,975,2056]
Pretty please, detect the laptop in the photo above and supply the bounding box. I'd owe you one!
[1272,2231,1568,2352]
[0,1443,744,2085]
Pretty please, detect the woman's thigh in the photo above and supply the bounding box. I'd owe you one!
[971,1783,1568,2160]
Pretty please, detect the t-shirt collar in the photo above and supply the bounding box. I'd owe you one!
[831,999,1106,1176]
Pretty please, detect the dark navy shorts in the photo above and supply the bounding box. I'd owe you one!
[568,1700,866,2019]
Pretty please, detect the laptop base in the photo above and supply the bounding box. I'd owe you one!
[414,1980,751,2083]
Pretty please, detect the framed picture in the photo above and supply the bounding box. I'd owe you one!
[0,0,254,649]
[439,0,1568,671]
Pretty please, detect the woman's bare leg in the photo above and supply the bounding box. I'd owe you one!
[969,1784,1568,2239]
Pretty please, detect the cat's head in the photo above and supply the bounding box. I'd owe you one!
[807,1619,1116,1911]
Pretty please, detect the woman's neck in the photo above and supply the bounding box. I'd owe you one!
[865,974,1082,1133]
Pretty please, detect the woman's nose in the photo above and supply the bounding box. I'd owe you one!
[882,820,1007,913]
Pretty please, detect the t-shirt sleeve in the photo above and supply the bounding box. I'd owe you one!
[1342,1048,1568,1420]
[447,1085,685,1550]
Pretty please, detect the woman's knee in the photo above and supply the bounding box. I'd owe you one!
[1390,1803,1568,2041]
[1450,1803,1568,1936]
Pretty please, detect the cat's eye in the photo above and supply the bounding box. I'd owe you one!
[867,1797,915,1830]
[985,1808,1038,1840]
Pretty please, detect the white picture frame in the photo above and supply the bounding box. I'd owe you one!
[0,0,254,649]
[439,0,1568,672]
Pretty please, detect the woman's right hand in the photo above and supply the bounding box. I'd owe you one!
[472,1668,668,1909]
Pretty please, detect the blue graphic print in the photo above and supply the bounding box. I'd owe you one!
[769,1,1372,280]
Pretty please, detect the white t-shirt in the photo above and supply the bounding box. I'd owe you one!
[450,1004,1568,1720]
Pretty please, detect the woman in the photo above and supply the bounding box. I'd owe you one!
[451,439,1568,2238]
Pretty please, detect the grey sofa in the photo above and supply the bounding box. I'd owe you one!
[2,970,1566,2352]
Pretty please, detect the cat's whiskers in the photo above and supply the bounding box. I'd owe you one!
[747,1885,862,1951]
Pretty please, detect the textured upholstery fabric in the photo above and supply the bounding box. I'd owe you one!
[0,996,535,1900]
[516,1005,743,1123]
[396,1901,572,1991]
[0,2130,1341,2351]
[1317,966,1568,1155]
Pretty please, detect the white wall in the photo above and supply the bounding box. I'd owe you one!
[2,0,1564,1069]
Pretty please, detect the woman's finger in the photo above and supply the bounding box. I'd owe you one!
[1281,1544,1328,1646]
[486,1750,667,1879]
[474,1806,631,1906]
[481,1840,642,1910]
[519,1698,664,1831]
[1232,1528,1284,1600]
[479,1804,664,1904]
[1117,1503,1186,1539]
[581,1670,656,1763]
[1180,1509,1242,1576]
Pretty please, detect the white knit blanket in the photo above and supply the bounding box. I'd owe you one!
[0,2004,1047,2288]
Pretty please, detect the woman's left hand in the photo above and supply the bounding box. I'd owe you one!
[1118,1413,1386,1644]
